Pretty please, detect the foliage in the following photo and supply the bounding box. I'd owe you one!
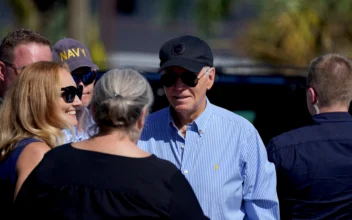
[41,7,67,44]
[160,0,235,37]
[7,0,39,29]
[242,0,352,66]
[195,0,233,36]
[86,17,107,70]
[161,0,352,67]
[2,0,107,69]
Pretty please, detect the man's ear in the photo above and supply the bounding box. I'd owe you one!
[0,61,6,82]
[307,87,318,104]
[206,67,215,90]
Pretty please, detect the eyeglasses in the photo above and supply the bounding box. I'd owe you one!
[160,68,211,87]
[1,60,24,75]
[72,71,96,86]
[61,85,83,103]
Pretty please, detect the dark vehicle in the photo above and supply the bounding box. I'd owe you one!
[100,65,351,145]
[142,66,311,145]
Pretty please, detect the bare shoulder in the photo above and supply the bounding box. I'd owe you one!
[14,142,51,199]
[20,142,51,157]
[17,142,51,169]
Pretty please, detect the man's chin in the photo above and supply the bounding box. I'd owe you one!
[172,105,191,113]
[81,97,91,108]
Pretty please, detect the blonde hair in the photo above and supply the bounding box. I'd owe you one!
[0,61,72,160]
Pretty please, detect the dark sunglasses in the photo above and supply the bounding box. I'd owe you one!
[72,71,96,85]
[1,60,24,75]
[61,85,83,103]
[161,68,210,87]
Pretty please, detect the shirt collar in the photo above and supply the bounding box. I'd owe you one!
[167,98,213,134]
[312,112,352,124]
[194,98,213,133]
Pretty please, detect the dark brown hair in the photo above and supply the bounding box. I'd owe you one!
[0,28,51,63]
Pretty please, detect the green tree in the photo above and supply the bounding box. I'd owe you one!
[160,0,235,37]
[7,0,40,30]
[162,0,352,67]
[242,0,352,66]
[4,0,107,70]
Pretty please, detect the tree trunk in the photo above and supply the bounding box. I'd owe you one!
[68,0,89,44]
[99,0,117,54]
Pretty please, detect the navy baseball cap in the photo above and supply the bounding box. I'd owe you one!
[159,35,213,73]
[52,38,98,72]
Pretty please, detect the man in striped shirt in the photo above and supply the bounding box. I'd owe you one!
[138,35,280,219]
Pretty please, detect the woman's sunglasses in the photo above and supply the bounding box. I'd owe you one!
[61,85,83,103]
[72,71,96,85]
[160,68,210,88]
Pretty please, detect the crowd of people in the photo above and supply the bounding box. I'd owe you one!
[0,28,351,219]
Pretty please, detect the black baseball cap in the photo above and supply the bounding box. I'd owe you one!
[158,35,213,73]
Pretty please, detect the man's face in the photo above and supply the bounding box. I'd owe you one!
[71,67,95,107]
[1,43,52,93]
[162,66,215,117]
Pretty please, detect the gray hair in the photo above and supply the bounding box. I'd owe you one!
[91,68,154,141]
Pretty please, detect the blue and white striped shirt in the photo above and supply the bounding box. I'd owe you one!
[63,108,95,143]
[138,100,280,220]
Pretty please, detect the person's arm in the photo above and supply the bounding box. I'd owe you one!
[267,139,292,220]
[14,142,50,199]
[266,139,280,165]
[169,171,209,220]
[242,130,280,219]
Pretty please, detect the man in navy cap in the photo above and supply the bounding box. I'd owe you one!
[138,35,279,219]
[53,38,99,142]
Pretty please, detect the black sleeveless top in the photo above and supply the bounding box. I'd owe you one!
[0,138,41,218]
[14,143,209,219]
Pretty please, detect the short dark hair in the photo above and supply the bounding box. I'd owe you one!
[307,53,352,107]
[0,28,51,63]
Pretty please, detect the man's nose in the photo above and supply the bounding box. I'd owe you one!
[173,76,185,89]
[77,80,85,87]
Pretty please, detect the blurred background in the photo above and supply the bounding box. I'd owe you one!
[1,0,352,144]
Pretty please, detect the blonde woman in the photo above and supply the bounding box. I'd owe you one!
[0,61,82,217]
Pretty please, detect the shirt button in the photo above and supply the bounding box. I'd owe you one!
[183,170,188,174]
[181,145,185,149]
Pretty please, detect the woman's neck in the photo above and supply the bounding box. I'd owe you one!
[72,132,150,158]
